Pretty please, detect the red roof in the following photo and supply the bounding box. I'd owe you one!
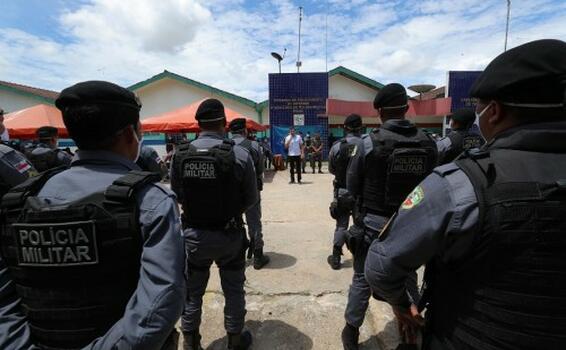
[0,80,59,101]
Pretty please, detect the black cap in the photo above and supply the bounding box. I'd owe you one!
[37,126,58,138]
[229,118,246,132]
[450,108,476,124]
[344,114,362,129]
[196,99,226,122]
[470,39,566,108]
[56,81,141,111]
[373,83,408,109]
[55,81,141,149]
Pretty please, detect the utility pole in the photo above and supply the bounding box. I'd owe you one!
[325,9,328,72]
[297,6,303,73]
[504,0,511,51]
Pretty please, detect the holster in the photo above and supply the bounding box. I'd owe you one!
[329,200,339,219]
[345,224,365,254]
[247,236,255,259]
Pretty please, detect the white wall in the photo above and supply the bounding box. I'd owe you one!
[260,104,269,125]
[134,77,259,121]
[329,74,378,102]
[0,90,45,113]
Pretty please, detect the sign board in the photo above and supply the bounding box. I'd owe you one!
[269,73,329,157]
[445,71,482,136]
[446,71,482,111]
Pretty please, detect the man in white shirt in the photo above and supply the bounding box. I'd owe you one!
[0,109,9,142]
[284,127,304,184]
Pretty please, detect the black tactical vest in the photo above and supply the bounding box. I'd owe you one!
[362,122,437,216]
[443,129,485,164]
[238,139,256,164]
[174,140,243,229]
[333,138,358,189]
[0,168,159,349]
[426,123,566,350]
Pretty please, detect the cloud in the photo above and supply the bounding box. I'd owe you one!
[60,0,211,53]
[0,0,565,103]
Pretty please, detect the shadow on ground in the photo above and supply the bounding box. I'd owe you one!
[207,320,313,350]
[358,319,401,350]
[263,252,297,270]
[263,170,277,183]
[296,181,313,185]
[341,258,353,269]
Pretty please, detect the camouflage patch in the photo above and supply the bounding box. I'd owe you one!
[401,186,425,210]
[350,145,358,157]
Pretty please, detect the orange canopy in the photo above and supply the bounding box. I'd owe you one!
[142,100,267,133]
[4,104,68,139]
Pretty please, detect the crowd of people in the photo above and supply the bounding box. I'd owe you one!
[0,38,565,350]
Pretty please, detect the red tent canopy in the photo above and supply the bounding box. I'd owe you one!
[142,100,267,133]
[4,104,68,139]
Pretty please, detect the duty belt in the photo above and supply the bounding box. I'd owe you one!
[185,217,244,231]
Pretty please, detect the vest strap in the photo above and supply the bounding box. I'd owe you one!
[104,170,160,201]
[1,166,67,209]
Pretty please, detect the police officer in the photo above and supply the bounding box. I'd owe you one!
[229,118,270,270]
[365,39,566,350]
[302,131,312,173]
[342,83,437,350]
[436,108,485,165]
[327,114,364,270]
[26,126,73,172]
[311,133,324,173]
[137,144,167,180]
[171,99,258,350]
[0,81,186,350]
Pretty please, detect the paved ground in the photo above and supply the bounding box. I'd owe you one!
[178,164,401,350]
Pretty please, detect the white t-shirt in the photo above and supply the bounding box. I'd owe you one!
[285,134,303,156]
[0,129,9,142]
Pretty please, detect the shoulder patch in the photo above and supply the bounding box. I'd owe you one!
[401,186,425,210]
[350,145,358,157]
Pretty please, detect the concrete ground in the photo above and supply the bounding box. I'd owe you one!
[178,164,401,350]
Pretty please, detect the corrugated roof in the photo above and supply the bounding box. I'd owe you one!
[128,70,258,109]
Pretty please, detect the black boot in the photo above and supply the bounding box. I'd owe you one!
[327,246,342,270]
[182,330,203,350]
[253,248,270,270]
[341,323,360,350]
[228,331,253,350]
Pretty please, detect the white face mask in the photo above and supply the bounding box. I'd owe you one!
[475,103,492,140]
[134,131,143,162]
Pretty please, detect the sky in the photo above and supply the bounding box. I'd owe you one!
[0,0,565,102]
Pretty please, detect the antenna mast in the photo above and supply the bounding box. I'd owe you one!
[504,0,511,51]
[296,6,303,72]
[325,9,328,72]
